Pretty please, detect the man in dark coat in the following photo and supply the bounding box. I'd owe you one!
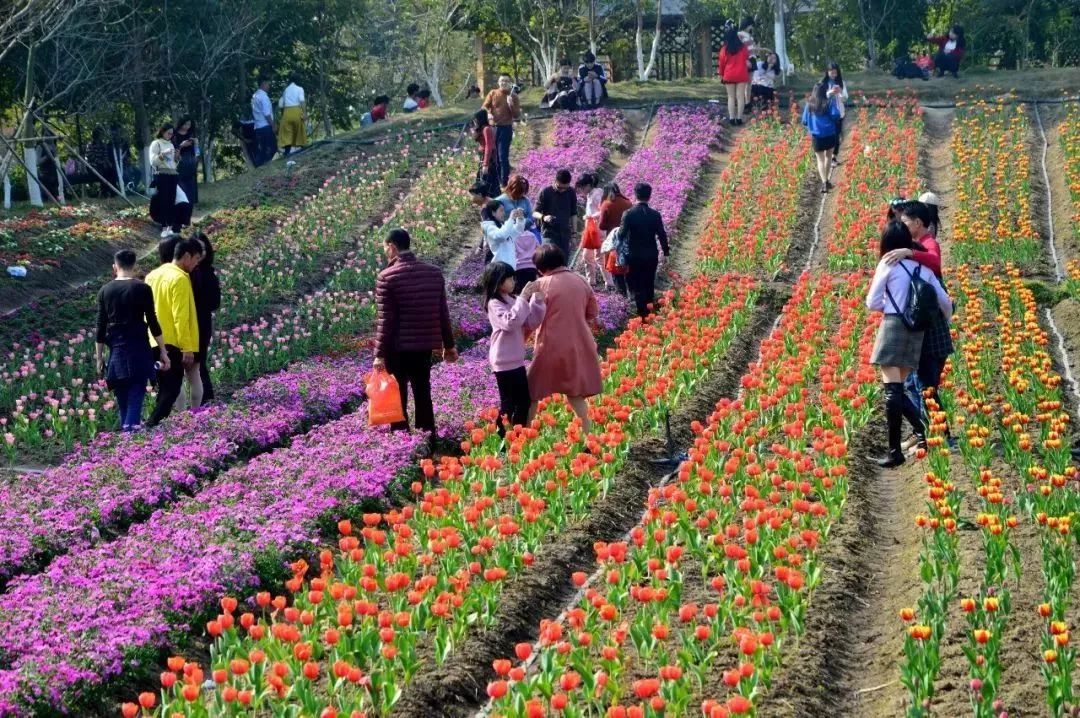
[618,182,669,317]
[372,228,458,433]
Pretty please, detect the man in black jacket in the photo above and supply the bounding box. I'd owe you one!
[373,228,458,433]
[618,182,669,317]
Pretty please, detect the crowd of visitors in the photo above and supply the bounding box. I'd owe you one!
[95,232,220,432]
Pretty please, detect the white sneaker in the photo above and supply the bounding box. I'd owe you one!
[160,227,173,238]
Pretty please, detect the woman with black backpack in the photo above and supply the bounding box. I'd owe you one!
[866,221,952,468]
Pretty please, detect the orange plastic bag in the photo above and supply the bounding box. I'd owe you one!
[580,216,602,250]
[366,369,405,426]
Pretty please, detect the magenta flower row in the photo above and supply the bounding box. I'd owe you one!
[0,355,499,714]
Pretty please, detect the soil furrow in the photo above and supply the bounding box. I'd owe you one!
[390,288,786,718]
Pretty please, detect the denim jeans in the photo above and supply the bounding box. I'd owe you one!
[111,378,148,429]
[254,126,277,167]
[494,125,514,187]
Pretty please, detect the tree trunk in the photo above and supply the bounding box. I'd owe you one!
[635,0,645,79]
[588,0,598,55]
[639,0,662,80]
[21,44,43,206]
[23,147,42,207]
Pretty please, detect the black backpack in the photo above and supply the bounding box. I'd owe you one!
[886,263,939,331]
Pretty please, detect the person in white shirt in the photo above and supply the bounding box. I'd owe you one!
[403,83,420,113]
[251,78,276,166]
[866,220,952,468]
[277,75,307,156]
[575,173,606,287]
[480,200,526,268]
[823,62,849,164]
[750,53,781,109]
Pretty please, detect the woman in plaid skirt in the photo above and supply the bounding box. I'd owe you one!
[866,221,953,468]
[882,200,955,451]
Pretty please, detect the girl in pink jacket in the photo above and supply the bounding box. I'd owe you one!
[482,261,546,435]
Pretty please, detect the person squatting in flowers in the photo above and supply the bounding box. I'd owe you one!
[482,261,546,436]
[866,220,952,468]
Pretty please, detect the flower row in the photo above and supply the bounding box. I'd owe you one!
[0,347,499,715]
[827,101,922,270]
[950,101,1041,267]
[516,109,628,201]
[695,108,811,277]
[612,105,725,238]
[485,272,877,718]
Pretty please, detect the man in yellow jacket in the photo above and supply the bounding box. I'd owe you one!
[145,237,202,426]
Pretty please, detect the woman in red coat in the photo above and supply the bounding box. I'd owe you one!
[521,244,602,433]
[927,25,965,78]
[717,26,750,125]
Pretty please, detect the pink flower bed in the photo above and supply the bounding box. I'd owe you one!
[0,356,498,714]
[516,109,627,199]
[613,105,724,237]
[0,357,368,585]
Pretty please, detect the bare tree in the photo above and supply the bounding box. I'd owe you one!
[0,0,84,66]
[161,1,264,181]
[493,0,582,82]
[398,0,468,106]
[635,0,663,80]
[855,0,900,68]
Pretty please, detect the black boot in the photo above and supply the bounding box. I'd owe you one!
[878,382,906,468]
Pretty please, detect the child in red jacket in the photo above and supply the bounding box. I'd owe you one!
[928,25,965,78]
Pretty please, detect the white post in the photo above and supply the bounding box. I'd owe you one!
[113,147,126,197]
[141,146,151,194]
[55,162,65,204]
[3,172,10,209]
[24,147,42,207]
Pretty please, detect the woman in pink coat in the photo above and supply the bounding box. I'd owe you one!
[520,244,602,432]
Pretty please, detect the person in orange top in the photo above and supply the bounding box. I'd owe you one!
[717,24,750,126]
[482,74,521,188]
[598,183,633,296]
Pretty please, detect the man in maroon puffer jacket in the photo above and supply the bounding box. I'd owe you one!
[373,228,458,433]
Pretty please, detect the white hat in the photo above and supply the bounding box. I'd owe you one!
[918,191,941,206]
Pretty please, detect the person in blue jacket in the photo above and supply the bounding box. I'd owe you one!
[801,81,842,193]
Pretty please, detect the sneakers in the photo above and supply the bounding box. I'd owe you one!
[877,450,906,468]
[160,227,174,239]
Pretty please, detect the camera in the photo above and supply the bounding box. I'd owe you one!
[510,84,522,95]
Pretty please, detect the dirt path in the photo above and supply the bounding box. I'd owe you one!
[922,108,956,264]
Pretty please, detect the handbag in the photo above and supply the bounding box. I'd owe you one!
[366,369,405,425]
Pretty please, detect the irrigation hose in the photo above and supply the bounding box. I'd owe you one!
[1033,101,1064,282]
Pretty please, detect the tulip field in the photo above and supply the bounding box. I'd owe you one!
[0,90,1079,718]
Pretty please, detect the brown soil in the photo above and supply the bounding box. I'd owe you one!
[1049,297,1080,434]
[663,141,728,286]
[390,289,787,718]
[778,169,827,281]
[0,224,158,315]
[754,422,926,717]
[1027,106,1060,281]
[922,108,956,266]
